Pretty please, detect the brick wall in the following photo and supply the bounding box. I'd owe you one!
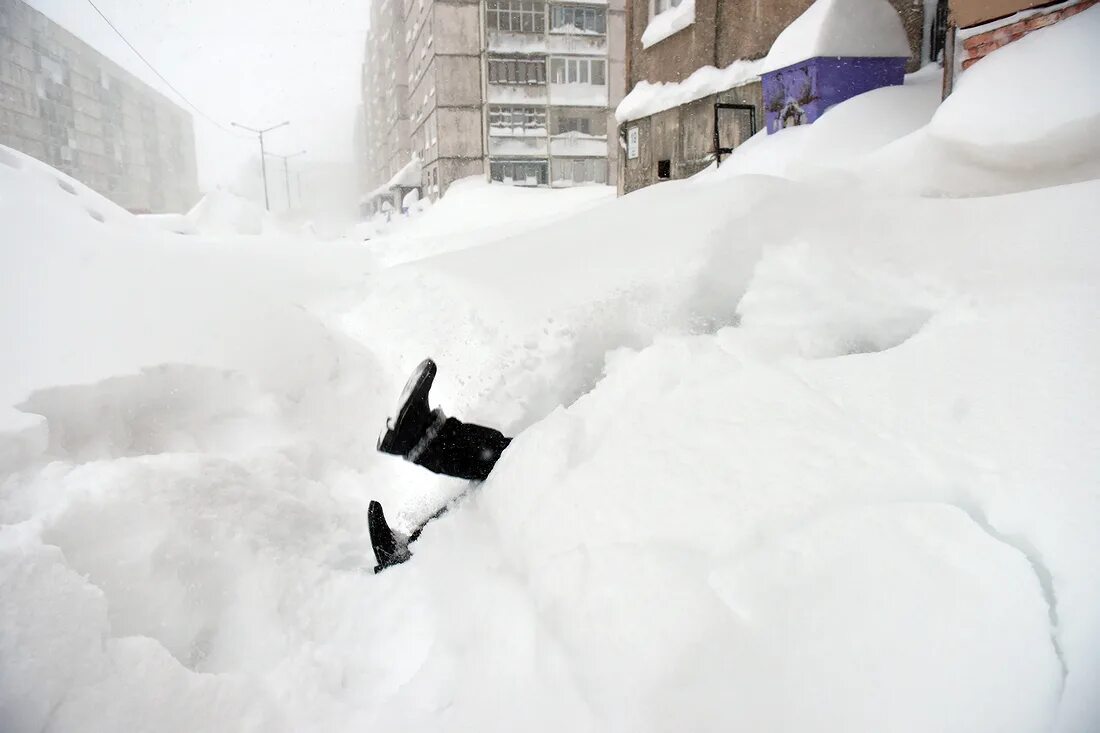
[960,0,1098,69]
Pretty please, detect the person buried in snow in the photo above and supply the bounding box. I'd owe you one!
[370,358,512,572]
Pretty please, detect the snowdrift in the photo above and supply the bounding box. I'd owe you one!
[357,176,615,266]
[3,9,1099,733]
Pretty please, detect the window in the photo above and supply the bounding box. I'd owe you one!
[489,105,547,135]
[657,159,671,179]
[555,116,591,135]
[486,0,546,33]
[488,57,547,85]
[550,57,605,85]
[654,0,682,13]
[490,160,548,185]
[550,5,606,33]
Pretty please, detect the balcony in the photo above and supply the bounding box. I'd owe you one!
[549,132,607,157]
[548,83,607,106]
[487,30,549,53]
[488,135,549,157]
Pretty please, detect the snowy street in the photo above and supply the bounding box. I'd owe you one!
[3,3,1100,732]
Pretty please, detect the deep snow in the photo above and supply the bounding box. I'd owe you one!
[3,9,1100,733]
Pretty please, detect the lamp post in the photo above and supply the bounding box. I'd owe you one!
[266,149,307,210]
[231,120,289,211]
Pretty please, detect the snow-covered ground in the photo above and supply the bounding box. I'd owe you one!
[3,8,1100,732]
[354,176,615,267]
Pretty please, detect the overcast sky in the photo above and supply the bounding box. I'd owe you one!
[27,0,369,193]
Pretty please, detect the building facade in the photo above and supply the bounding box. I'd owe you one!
[0,0,199,213]
[360,0,625,202]
[483,0,625,188]
[406,0,484,197]
[362,0,412,196]
[619,0,926,193]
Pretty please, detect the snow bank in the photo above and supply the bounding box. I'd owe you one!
[705,65,942,180]
[641,0,695,48]
[762,0,912,72]
[184,189,284,237]
[139,213,199,236]
[616,59,765,122]
[3,8,1100,731]
[0,141,380,465]
[711,7,1100,200]
[930,4,1100,156]
[357,176,615,266]
[855,5,1100,196]
[338,174,1100,732]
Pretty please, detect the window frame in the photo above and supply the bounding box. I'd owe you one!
[488,56,547,85]
[486,0,547,34]
[488,104,548,135]
[548,57,606,86]
[549,4,606,34]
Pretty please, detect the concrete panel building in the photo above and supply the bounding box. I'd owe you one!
[618,0,926,193]
[0,0,199,213]
[362,0,412,195]
[483,0,625,188]
[360,0,625,202]
[407,0,484,197]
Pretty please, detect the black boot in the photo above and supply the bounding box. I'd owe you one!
[368,500,411,573]
[377,358,439,457]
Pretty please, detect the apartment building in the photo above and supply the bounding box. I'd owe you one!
[619,0,926,193]
[483,0,626,187]
[362,0,412,195]
[360,0,625,202]
[405,0,484,197]
[0,0,199,213]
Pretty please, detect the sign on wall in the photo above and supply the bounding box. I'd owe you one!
[627,127,639,160]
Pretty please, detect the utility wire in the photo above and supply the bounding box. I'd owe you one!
[83,0,245,137]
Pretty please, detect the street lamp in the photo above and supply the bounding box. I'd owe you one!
[231,120,289,211]
[266,149,307,211]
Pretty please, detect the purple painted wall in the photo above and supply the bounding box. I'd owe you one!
[761,56,907,134]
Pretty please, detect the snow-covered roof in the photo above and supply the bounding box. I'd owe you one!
[615,59,765,123]
[762,0,911,73]
[362,156,422,202]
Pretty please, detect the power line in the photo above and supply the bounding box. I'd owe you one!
[83,0,244,137]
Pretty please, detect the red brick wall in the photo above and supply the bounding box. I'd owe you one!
[960,0,1099,69]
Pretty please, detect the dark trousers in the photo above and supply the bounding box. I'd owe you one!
[411,417,512,482]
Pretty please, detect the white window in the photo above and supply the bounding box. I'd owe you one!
[489,105,547,134]
[554,110,606,136]
[486,0,546,33]
[550,5,606,33]
[654,0,682,13]
[488,57,547,85]
[550,57,605,85]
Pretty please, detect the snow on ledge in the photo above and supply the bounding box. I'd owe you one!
[362,156,422,202]
[762,0,911,73]
[615,58,765,123]
[641,0,695,48]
